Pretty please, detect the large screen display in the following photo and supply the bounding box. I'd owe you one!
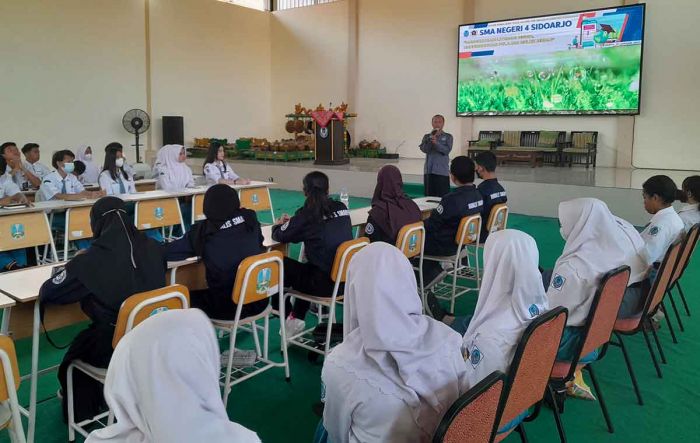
[457,5,646,116]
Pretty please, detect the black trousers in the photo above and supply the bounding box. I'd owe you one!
[58,323,114,422]
[424,174,450,197]
[191,288,269,321]
[282,257,340,320]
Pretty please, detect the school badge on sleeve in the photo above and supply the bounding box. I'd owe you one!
[551,274,566,291]
[469,345,484,368]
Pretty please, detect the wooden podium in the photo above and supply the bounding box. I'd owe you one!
[314,119,347,165]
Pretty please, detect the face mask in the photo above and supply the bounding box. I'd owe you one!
[84,153,92,161]
[63,162,75,173]
[115,158,125,168]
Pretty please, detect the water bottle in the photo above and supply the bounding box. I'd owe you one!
[339,187,350,208]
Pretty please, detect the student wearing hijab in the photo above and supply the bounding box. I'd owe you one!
[544,198,647,358]
[677,176,700,232]
[155,144,195,191]
[99,144,136,195]
[85,309,261,443]
[76,145,100,184]
[166,184,266,320]
[39,197,167,422]
[364,165,421,244]
[320,243,468,443]
[202,143,250,186]
[271,171,353,338]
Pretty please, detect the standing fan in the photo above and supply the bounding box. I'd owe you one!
[122,109,151,163]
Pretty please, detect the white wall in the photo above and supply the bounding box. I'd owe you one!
[632,0,700,170]
[0,0,147,166]
[149,0,273,152]
[270,1,351,140]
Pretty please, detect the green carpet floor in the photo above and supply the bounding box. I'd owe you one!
[3,188,700,442]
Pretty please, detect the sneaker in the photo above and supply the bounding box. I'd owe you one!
[425,290,451,322]
[285,317,307,338]
[220,348,257,368]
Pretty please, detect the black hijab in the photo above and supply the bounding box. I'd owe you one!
[189,184,257,257]
[66,197,166,312]
[368,165,421,239]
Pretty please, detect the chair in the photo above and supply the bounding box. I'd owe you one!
[563,131,598,168]
[210,251,290,408]
[612,240,682,386]
[64,206,93,261]
[548,266,631,440]
[192,192,206,225]
[433,371,505,443]
[485,204,509,238]
[67,285,190,441]
[494,307,568,442]
[285,237,369,357]
[666,224,699,326]
[424,214,482,312]
[396,222,426,307]
[239,187,275,225]
[468,131,502,158]
[0,336,25,443]
[0,211,58,265]
[134,197,185,241]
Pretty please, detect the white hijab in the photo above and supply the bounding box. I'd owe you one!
[548,198,644,326]
[85,309,260,443]
[77,144,100,184]
[327,242,469,437]
[463,230,548,388]
[156,144,193,191]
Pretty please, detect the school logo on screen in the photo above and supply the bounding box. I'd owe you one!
[154,207,164,220]
[256,267,272,294]
[10,223,25,240]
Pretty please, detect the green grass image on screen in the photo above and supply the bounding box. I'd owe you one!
[457,45,641,115]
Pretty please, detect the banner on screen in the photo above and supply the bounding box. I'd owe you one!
[457,4,646,116]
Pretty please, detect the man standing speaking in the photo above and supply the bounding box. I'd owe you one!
[419,114,453,197]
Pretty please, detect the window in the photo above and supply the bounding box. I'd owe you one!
[217,0,268,11]
[275,0,340,11]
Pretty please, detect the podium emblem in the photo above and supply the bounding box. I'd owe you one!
[319,127,329,139]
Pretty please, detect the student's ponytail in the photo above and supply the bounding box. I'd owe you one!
[302,171,333,222]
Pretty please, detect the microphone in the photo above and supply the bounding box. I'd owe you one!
[431,129,438,136]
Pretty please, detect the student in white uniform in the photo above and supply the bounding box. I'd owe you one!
[39,150,104,202]
[0,155,31,271]
[76,145,100,184]
[104,142,135,177]
[676,176,700,233]
[155,144,195,191]
[99,145,136,195]
[462,230,548,435]
[320,242,468,443]
[202,143,250,186]
[85,309,261,443]
[1,141,42,190]
[640,176,685,271]
[21,143,51,188]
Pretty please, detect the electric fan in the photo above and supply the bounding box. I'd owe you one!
[122,109,151,163]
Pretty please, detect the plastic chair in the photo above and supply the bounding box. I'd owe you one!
[433,371,505,443]
[0,211,58,265]
[423,214,482,312]
[239,187,275,225]
[494,307,568,443]
[192,193,206,225]
[134,197,185,241]
[67,285,190,441]
[0,336,25,443]
[210,251,290,408]
[485,204,508,236]
[612,240,682,386]
[396,222,426,308]
[548,266,631,440]
[665,223,700,330]
[64,206,93,260]
[285,237,369,357]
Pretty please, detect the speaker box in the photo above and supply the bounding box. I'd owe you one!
[162,116,184,146]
